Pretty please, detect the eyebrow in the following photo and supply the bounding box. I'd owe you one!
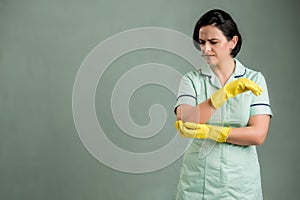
[199,38,219,41]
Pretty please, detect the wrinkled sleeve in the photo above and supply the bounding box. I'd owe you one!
[174,74,197,114]
[250,73,273,117]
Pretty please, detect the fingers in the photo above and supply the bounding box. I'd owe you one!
[175,120,200,138]
[243,79,263,96]
[235,78,262,96]
[183,121,202,129]
[182,126,198,136]
[175,120,211,139]
[175,120,188,137]
[175,120,182,130]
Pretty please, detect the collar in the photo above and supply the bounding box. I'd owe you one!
[233,59,246,78]
[199,58,246,79]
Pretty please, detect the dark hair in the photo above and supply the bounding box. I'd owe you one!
[193,9,242,57]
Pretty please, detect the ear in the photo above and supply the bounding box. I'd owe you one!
[230,35,239,49]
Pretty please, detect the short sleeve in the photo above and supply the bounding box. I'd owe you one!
[174,74,197,114]
[250,73,273,117]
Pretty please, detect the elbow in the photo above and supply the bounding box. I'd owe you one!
[175,107,182,121]
[253,138,265,146]
[253,131,268,146]
[175,104,208,123]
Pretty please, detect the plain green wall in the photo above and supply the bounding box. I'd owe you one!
[1,0,299,199]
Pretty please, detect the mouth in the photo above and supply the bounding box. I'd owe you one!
[203,55,215,57]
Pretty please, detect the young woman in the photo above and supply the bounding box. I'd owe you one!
[174,9,272,199]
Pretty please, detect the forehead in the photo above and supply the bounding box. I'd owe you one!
[199,25,225,39]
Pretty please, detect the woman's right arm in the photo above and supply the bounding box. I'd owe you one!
[175,73,216,124]
[175,98,216,124]
[176,76,264,124]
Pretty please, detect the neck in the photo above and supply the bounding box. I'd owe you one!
[210,58,235,86]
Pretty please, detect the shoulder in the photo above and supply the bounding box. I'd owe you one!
[236,59,266,82]
[245,67,264,80]
[182,70,203,81]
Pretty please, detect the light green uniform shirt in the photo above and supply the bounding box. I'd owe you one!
[174,59,272,200]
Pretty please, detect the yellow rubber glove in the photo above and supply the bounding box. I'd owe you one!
[175,120,230,143]
[175,120,189,138]
[175,120,184,137]
[210,77,262,109]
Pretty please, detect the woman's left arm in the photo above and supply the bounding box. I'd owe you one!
[226,114,271,146]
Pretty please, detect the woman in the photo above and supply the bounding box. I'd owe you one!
[174,9,272,199]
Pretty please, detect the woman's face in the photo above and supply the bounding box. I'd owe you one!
[199,25,237,66]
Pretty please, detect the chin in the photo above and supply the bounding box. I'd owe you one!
[205,59,217,66]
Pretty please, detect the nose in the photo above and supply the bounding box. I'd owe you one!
[202,43,212,53]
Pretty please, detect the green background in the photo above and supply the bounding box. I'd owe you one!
[1,0,299,199]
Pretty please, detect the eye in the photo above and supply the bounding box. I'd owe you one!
[198,40,205,45]
[210,41,218,45]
